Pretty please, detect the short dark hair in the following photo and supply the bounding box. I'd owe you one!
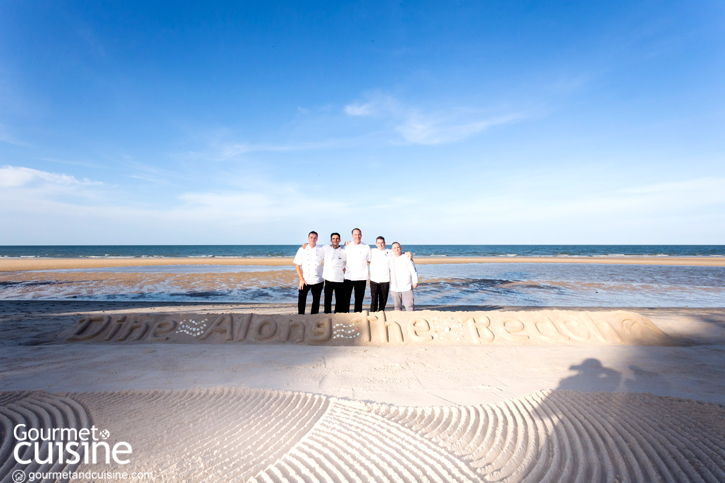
[351,228,362,235]
[376,236,385,243]
[308,231,318,237]
[330,232,340,239]
[392,242,401,248]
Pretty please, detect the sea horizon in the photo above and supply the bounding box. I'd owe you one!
[1,244,724,259]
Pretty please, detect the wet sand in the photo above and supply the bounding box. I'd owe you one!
[2,255,725,272]
[0,269,298,300]
[3,262,724,307]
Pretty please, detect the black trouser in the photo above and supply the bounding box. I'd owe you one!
[324,280,345,314]
[298,282,324,315]
[370,281,390,312]
[343,279,367,313]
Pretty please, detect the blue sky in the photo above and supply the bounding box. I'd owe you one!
[0,0,723,244]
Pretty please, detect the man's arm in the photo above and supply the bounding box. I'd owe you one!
[295,264,306,290]
[409,260,418,289]
[292,248,306,290]
[386,248,413,260]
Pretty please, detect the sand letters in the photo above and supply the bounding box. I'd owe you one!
[63,310,674,346]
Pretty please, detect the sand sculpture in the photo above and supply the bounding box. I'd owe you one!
[1,388,723,482]
[62,310,674,346]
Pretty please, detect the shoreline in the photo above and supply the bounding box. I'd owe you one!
[2,255,725,271]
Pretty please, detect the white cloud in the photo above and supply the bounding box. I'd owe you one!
[2,164,723,244]
[0,165,352,243]
[405,175,725,243]
[344,102,375,116]
[343,93,527,145]
[188,140,347,161]
[0,165,101,189]
[179,94,523,162]
[396,112,525,145]
[0,166,348,220]
[343,94,399,118]
[176,187,349,222]
[217,142,325,158]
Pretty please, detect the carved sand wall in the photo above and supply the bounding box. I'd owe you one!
[61,310,674,346]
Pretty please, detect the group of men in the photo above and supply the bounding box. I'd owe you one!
[293,228,419,315]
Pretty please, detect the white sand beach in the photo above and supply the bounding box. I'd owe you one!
[2,301,725,482]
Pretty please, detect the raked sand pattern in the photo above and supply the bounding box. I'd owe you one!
[2,388,724,483]
[0,391,89,482]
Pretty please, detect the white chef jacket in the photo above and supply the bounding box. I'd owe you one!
[389,255,418,292]
[293,245,325,285]
[369,248,393,283]
[344,243,371,281]
[322,245,347,283]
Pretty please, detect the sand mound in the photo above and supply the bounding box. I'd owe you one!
[2,388,723,482]
[61,309,675,346]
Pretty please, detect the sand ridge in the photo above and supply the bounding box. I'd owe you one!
[61,309,674,346]
[1,387,724,482]
[2,255,725,272]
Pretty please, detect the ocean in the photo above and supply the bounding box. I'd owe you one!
[1,245,724,307]
[1,244,724,258]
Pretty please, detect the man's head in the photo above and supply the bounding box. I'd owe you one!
[392,242,401,256]
[308,231,318,247]
[330,232,341,249]
[351,228,362,245]
[375,236,385,250]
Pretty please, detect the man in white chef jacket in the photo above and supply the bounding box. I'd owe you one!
[321,232,347,313]
[369,236,414,312]
[369,236,393,312]
[389,242,418,311]
[293,231,325,315]
[343,227,371,313]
